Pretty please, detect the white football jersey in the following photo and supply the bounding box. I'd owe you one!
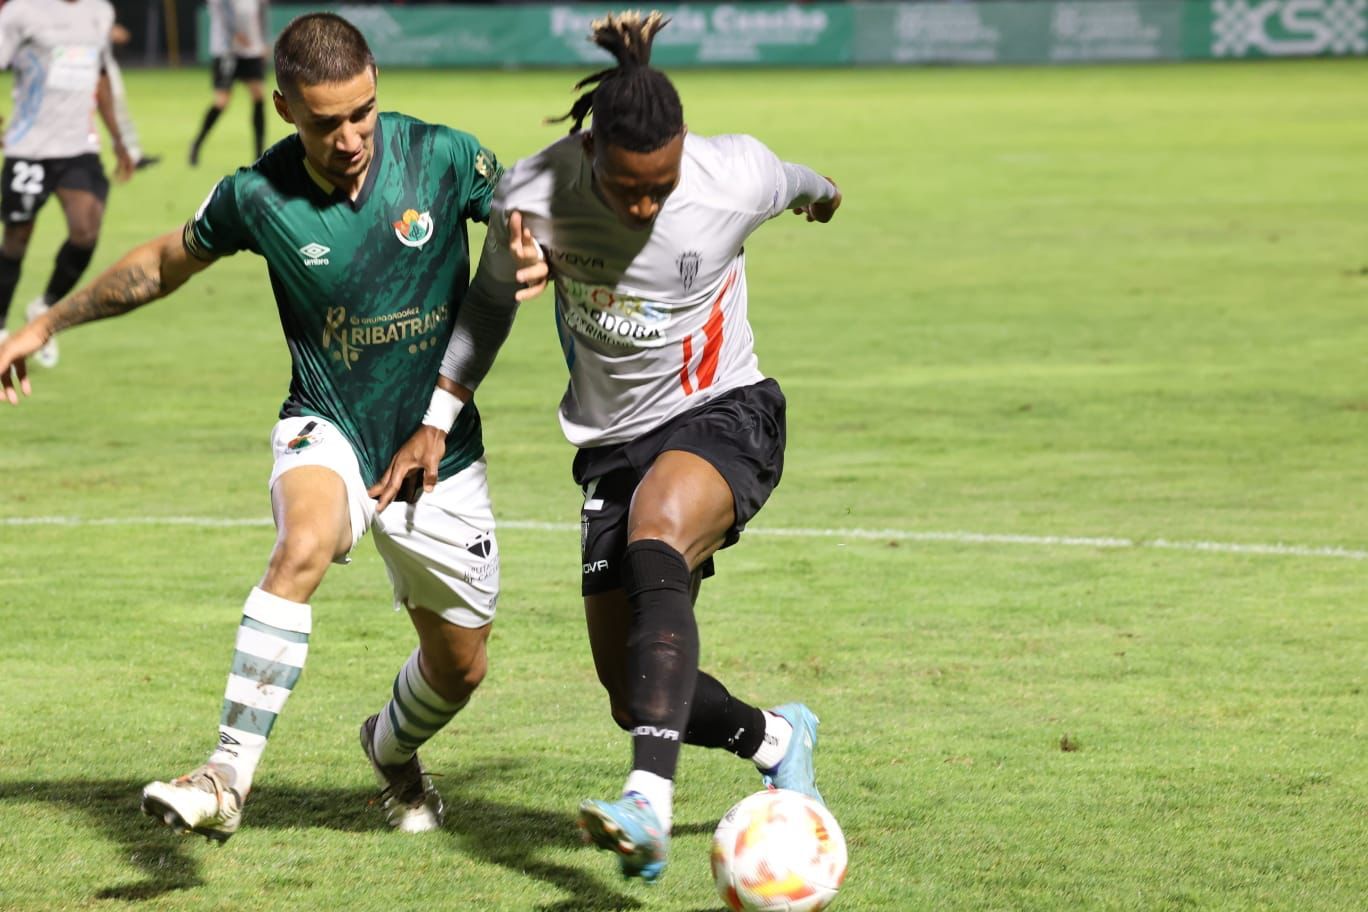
[208,0,268,59]
[489,131,802,447]
[0,0,115,160]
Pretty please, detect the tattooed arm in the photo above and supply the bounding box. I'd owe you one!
[1,228,215,404]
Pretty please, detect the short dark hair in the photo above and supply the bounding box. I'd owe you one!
[274,13,376,96]
[550,11,683,153]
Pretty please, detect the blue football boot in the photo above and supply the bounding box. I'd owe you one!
[760,703,824,805]
[578,792,669,883]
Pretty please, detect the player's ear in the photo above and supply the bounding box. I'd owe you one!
[582,132,594,161]
[272,90,294,125]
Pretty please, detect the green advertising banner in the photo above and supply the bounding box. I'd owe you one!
[853,1,1184,64]
[530,4,855,66]
[1184,0,1367,59]
[202,4,854,67]
[198,1,1367,67]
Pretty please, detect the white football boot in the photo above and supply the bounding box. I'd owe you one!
[360,714,444,832]
[141,764,244,842]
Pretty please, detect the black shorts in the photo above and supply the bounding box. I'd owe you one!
[0,154,108,224]
[212,55,265,91]
[574,378,787,596]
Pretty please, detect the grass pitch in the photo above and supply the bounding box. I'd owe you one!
[1,61,1366,911]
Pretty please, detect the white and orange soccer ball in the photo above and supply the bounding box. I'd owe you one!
[710,788,847,912]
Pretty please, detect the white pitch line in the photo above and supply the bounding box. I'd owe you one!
[2,515,1364,561]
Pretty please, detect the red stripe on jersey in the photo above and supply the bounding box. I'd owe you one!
[680,266,737,394]
[679,334,695,395]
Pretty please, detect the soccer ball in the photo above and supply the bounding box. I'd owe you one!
[710,788,847,912]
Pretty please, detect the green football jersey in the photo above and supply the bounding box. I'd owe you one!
[184,112,502,486]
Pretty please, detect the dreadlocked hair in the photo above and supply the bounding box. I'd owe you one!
[548,10,684,153]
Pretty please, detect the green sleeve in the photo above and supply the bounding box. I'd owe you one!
[447,130,503,225]
[182,174,254,261]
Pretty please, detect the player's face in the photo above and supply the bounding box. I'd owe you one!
[586,131,685,231]
[274,67,379,192]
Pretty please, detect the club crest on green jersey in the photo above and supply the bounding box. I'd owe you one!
[393,208,434,248]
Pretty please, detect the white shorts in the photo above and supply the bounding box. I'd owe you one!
[268,415,500,628]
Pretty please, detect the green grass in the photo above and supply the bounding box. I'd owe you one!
[1,61,1366,911]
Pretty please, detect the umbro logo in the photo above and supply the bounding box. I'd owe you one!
[217,731,241,756]
[298,242,331,266]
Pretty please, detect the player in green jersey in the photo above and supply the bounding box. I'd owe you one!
[0,12,547,842]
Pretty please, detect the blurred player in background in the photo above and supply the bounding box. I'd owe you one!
[374,10,842,883]
[0,12,546,843]
[0,0,134,367]
[106,22,160,171]
[190,0,270,165]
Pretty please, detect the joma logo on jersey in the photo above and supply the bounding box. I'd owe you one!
[393,209,434,248]
[298,242,330,266]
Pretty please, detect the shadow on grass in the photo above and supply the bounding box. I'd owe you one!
[0,762,714,911]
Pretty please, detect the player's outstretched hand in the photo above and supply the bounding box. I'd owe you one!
[792,177,842,224]
[0,327,39,405]
[113,142,136,183]
[368,426,446,512]
[508,210,550,302]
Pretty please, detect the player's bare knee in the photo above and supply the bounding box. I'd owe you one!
[422,647,486,702]
[454,651,487,692]
[265,532,334,588]
[1,228,32,259]
[66,227,100,248]
[627,527,719,572]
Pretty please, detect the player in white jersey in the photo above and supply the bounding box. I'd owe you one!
[190,0,270,165]
[107,22,160,171]
[0,0,134,367]
[371,11,842,883]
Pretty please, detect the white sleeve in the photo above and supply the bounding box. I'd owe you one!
[719,134,835,220]
[779,162,837,212]
[0,6,23,71]
[438,218,521,390]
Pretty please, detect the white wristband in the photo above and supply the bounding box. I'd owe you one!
[421,387,464,432]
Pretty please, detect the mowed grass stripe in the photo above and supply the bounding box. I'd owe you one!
[3,514,1363,560]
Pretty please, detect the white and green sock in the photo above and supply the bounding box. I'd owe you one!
[370,648,468,766]
[207,587,311,794]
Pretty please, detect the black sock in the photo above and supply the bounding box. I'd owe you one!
[685,671,767,758]
[193,105,223,149]
[252,100,264,158]
[43,241,95,304]
[0,252,21,326]
[622,540,699,781]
